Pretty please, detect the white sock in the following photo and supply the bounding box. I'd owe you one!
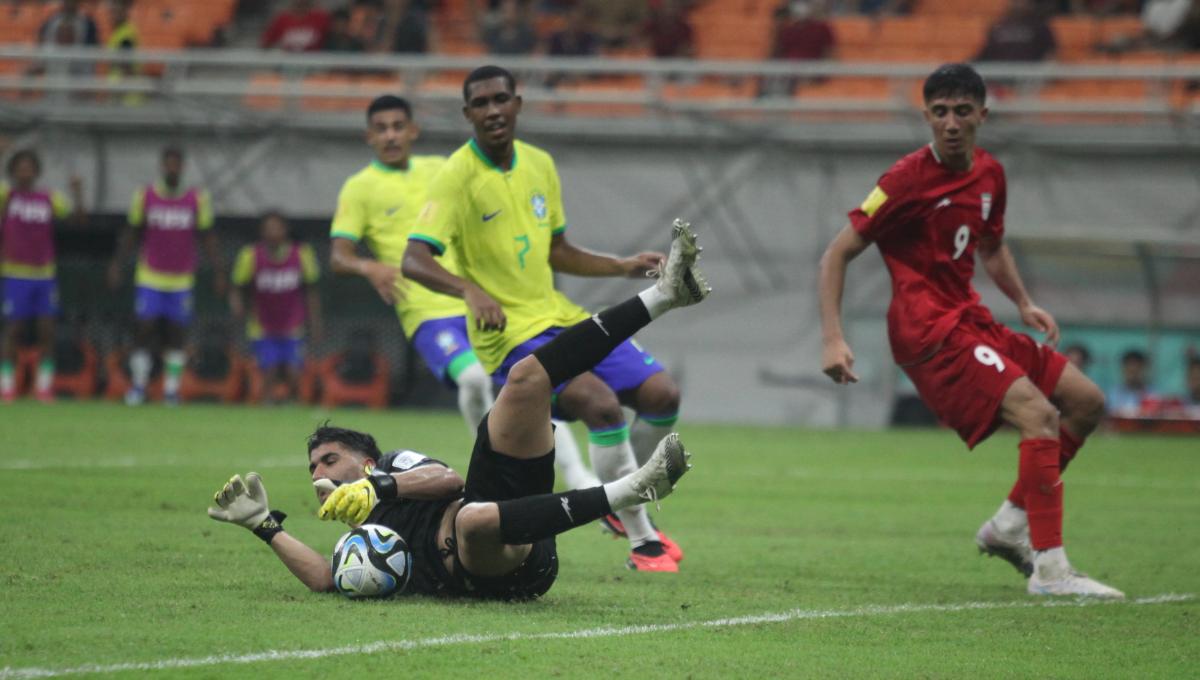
[991,499,1028,537]
[130,350,152,389]
[553,420,600,489]
[1033,546,1070,580]
[163,349,186,396]
[590,428,656,547]
[630,415,677,467]
[1,362,14,394]
[453,361,494,433]
[637,284,672,321]
[35,360,54,393]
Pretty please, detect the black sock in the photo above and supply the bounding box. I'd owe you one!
[497,487,612,545]
[532,296,651,388]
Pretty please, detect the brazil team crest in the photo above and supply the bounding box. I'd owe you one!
[530,192,547,220]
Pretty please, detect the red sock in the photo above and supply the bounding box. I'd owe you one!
[1006,478,1025,508]
[1059,427,1083,473]
[1019,438,1063,550]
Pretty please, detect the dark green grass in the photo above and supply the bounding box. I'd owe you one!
[1,402,1197,678]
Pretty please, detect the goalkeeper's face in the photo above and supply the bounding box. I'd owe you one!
[309,444,371,504]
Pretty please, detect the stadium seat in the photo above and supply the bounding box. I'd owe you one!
[179,344,244,404]
[1050,16,1101,60]
[244,356,319,405]
[244,72,286,111]
[51,337,99,399]
[103,349,164,402]
[317,351,390,410]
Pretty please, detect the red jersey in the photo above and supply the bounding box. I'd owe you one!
[261,9,329,52]
[848,145,1007,365]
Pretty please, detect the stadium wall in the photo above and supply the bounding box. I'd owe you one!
[9,125,1200,426]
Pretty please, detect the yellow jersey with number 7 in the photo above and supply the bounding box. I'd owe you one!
[410,139,588,373]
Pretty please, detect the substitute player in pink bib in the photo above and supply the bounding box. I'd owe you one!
[230,212,322,402]
[818,64,1122,599]
[108,146,224,405]
[1,149,85,403]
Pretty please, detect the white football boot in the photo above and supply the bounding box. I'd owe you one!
[975,518,1034,577]
[656,219,711,309]
[1027,548,1125,599]
[626,433,692,509]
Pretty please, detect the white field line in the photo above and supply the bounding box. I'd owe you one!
[0,456,301,471]
[0,593,1192,679]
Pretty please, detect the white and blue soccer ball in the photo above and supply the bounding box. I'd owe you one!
[331,524,412,599]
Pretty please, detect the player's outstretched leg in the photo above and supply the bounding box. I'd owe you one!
[456,432,692,572]
[453,359,495,432]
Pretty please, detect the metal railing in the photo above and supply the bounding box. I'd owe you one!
[3,46,1199,136]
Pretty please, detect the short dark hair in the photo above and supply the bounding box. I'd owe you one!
[307,423,382,462]
[1064,343,1092,365]
[366,94,413,122]
[462,64,516,102]
[6,148,40,175]
[260,209,288,226]
[331,7,350,21]
[923,63,987,104]
[161,145,184,162]
[1121,349,1148,365]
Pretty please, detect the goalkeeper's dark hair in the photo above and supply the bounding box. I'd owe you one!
[462,64,516,102]
[923,63,986,105]
[366,94,413,122]
[307,422,382,462]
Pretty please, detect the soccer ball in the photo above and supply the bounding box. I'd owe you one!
[330,524,412,599]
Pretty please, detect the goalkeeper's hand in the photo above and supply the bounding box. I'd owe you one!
[207,472,270,530]
[317,473,397,525]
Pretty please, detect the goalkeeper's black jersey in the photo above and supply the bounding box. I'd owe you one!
[362,450,465,597]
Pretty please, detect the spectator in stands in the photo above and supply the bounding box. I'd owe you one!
[761,0,836,97]
[481,0,538,56]
[1097,0,1200,52]
[548,4,600,57]
[325,8,367,52]
[1185,356,1200,412]
[380,0,431,54]
[38,0,99,48]
[105,0,142,106]
[1106,349,1158,416]
[976,0,1058,62]
[583,0,649,49]
[643,0,694,59]
[857,0,915,15]
[261,0,331,52]
[1063,343,1093,372]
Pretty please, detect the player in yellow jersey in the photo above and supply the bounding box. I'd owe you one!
[329,95,595,488]
[403,66,688,573]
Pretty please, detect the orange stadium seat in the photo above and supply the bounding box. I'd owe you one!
[915,0,1008,21]
[1098,15,1144,45]
[551,77,647,118]
[52,338,99,400]
[301,74,405,112]
[179,347,244,404]
[830,16,879,51]
[244,357,319,405]
[873,16,937,48]
[796,77,891,100]
[244,72,285,111]
[318,352,390,410]
[1050,16,1101,60]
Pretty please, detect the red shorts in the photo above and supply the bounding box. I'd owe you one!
[901,319,1067,449]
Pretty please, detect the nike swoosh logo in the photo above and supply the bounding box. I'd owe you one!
[643,356,655,366]
[482,210,502,222]
[935,198,951,210]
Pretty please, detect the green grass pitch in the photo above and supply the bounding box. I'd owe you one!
[1,402,1198,678]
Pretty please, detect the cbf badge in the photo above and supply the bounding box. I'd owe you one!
[981,193,992,221]
[530,192,548,220]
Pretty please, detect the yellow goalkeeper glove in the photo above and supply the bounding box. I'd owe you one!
[316,470,398,525]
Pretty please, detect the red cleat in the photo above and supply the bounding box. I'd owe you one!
[601,514,684,563]
[627,550,679,572]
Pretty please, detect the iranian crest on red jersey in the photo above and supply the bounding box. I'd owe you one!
[981,193,992,221]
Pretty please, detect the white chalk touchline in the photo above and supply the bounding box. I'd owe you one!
[0,593,1192,679]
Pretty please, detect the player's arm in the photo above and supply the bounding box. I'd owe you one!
[107,189,144,289]
[329,238,408,306]
[818,222,872,384]
[207,472,335,593]
[195,190,225,296]
[401,240,506,332]
[547,232,663,278]
[316,460,464,525]
[977,237,1059,346]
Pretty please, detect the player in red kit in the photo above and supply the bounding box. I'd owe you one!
[818,64,1122,599]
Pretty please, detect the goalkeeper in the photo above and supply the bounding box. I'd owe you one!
[207,222,710,598]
